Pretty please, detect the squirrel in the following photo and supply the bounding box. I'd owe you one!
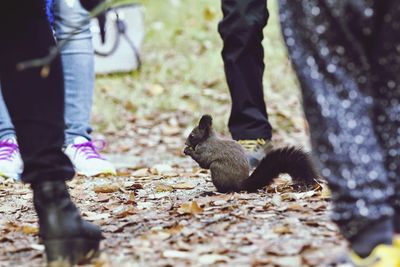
[183,115,319,193]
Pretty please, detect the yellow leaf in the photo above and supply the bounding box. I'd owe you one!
[21,225,39,235]
[320,184,332,199]
[155,183,174,192]
[272,225,292,235]
[203,7,216,21]
[177,201,203,215]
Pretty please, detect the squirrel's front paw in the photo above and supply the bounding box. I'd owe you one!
[183,146,194,155]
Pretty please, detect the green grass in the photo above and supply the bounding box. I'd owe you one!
[93,0,304,139]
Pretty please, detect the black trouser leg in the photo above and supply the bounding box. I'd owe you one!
[218,0,272,140]
[279,0,394,250]
[0,4,74,184]
[0,4,101,264]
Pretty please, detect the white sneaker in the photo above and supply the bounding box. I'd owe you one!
[64,136,116,176]
[0,137,23,180]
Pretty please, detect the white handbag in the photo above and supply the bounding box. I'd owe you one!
[90,4,144,74]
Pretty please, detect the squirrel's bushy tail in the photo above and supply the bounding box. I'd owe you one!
[241,147,318,192]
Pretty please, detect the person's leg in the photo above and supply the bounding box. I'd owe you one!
[52,0,115,176]
[218,0,272,141]
[0,86,21,179]
[53,0,93,143]
[0,87,15,140]
[0,2,101,264]
[279,0,395,259]
[368,1,400,235]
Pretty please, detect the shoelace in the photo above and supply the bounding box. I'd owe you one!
[237,138,267,151]
[73,140,106,160]
[0,139,19,161]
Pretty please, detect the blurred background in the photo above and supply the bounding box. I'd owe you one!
[92,0,309,149]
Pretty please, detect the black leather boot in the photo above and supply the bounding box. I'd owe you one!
[32,180,102,266]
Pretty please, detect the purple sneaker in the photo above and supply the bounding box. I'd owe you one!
[0,137,23,180]
[64,136,116,176]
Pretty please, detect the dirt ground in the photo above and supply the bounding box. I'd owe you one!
[0,113,347,267]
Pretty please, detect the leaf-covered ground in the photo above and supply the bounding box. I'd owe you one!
[0,1,348,266]
[0,113,346,267]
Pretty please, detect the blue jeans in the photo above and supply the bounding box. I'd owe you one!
[0,0,94,144]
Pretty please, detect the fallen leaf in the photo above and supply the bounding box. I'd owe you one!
[163,250,192,259]
[146,84,164,96]
[94,184,119,193]
[281,191,315,201]
[172,182,196,190]
[161,125,181,136]
[114,206,136,218]
[155,183,174,192]
[123,182,143,190]
[273,225,293,235]
[96,193,111,202]
[286,204,307,212]
[30,244,45,251]
[21,225,39,235]
[177,201,203,215]
[131,168,149,177]
[83,211,110,221]
[164,224,184,235]
[198,254,229,264]
[150,164,174,175]
[319,184,332,199]
[271,194,282,206]
[203,7,216,21]
[126,192,136,204]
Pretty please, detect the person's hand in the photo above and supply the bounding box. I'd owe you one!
[79,0,104,11]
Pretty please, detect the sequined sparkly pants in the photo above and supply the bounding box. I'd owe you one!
[279,0,400,239]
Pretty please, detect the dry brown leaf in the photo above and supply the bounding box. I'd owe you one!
[282,191,315,201]
[123,181,143,190]
[94,184,119,194]
[163,250,192,259]
[198,254,229,265]
[131,168,149,177]
[96,193,112,202]
[115,206,136,219]
[164,224,184,235]
[211,199,228,206]
[286,204,307,212]
[161,125,181,136]
[177,201,203,215]
[84,211,110,221]
[115,170,133,177]
[172,182,196,190]
[126,192,136,204]
[272,225,293,235]
[150,164,174,175]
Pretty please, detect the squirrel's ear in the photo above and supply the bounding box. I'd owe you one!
[199,114,213,130]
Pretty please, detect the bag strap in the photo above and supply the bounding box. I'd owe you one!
[94,8,142,69]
